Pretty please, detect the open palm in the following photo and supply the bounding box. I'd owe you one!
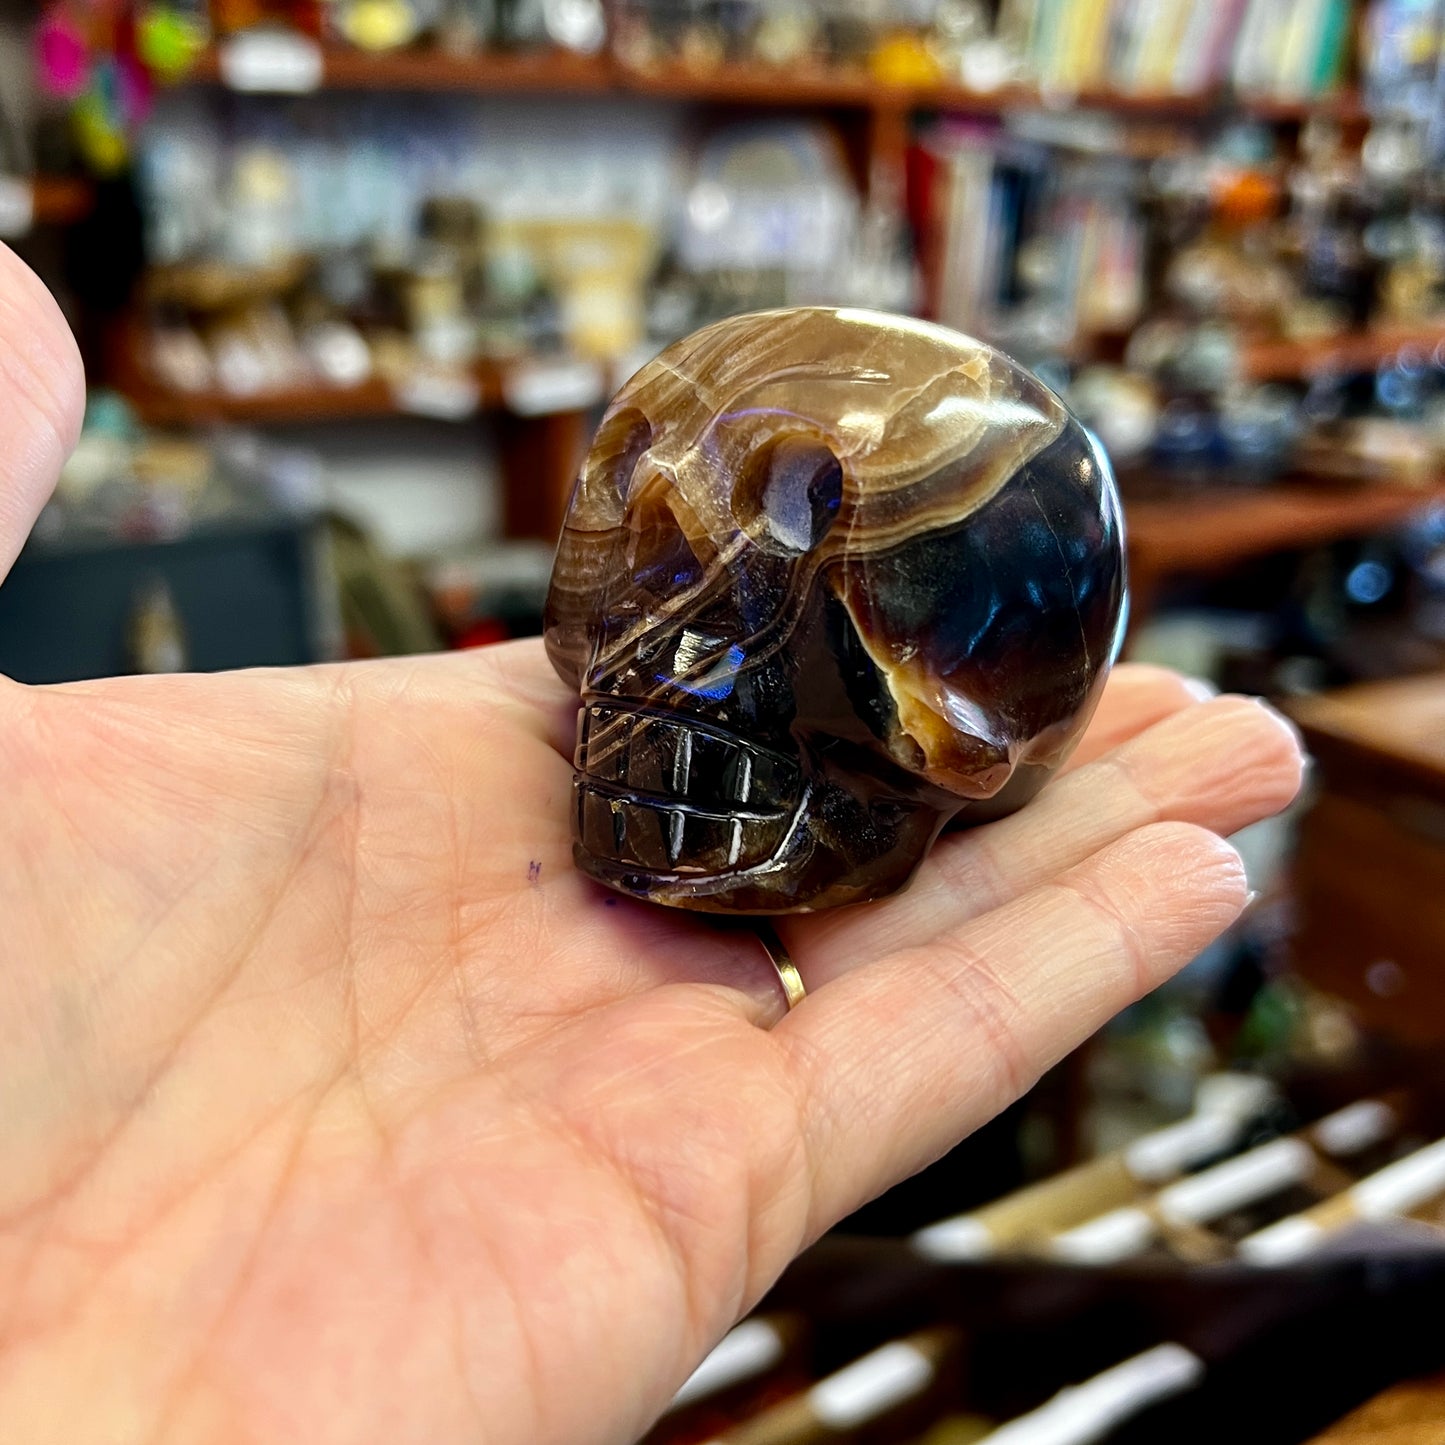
[0,245,1304,1445]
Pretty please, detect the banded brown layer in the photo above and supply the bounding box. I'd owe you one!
[573,702,800,879]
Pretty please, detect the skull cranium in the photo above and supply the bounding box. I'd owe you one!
[545,307,1127,914]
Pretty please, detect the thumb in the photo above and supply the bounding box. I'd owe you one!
[0,243,84,583]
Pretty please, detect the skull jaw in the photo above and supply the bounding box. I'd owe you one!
[570,717,960,912]
[569,814,947,914]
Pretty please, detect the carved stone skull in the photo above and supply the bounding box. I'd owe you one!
[545,307,1127,914]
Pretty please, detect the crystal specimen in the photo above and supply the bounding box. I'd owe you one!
[545,307,1126,913]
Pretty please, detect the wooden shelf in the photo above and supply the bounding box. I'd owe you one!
[1243,89,1369,123]
[127,377,412,426]
[1240,325,1445,381]
[1289,673,1445,805]
[190,42,614,93]
[182,42,1364,122]
[119,350,633,426]
[1125,475,1445,621]
[124,364,508,426]
[924,82,1366,122]
[624,58,880,107]
[121,357,596,541]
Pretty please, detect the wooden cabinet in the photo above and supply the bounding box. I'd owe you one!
[1289,674,1445,1045]
[1306,1373,1445,1442]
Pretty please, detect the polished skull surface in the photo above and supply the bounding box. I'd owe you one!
[545,307,1127,914]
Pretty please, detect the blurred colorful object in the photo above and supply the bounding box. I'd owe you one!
[36,6,91,97]
[138,5,211,76]
[35,0,207,171]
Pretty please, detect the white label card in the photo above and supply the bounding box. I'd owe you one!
[1125,1112,1239,1184]
[1311,1100,1396,1159]
[0,176,35,240]
[392,370,482,420]
[980,1344,1204,1445]
[808,1341,934,1428]
[1155,1138,1314,1226]
[1354,1137,1445,1219]
[502,358,607,417]
[911,1215,996,1263]
[668,1319,783,1411]
[219,31,324,94]
[1049,1207,1155,1266]
[1238,1215,1327,1265]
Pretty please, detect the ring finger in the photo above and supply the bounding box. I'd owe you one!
[785,692,1304,989]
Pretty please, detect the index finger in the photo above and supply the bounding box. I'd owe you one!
[779,821,1249,1229]
[1062,664,1215,772]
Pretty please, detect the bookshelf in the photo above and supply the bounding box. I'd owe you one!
[132,26,1437,567]
[1240,326,1445,382]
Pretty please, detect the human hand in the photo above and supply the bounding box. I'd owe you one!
[0,244,1304,1445]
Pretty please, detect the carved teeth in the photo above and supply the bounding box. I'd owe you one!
[720,748,753,804]
[574,778,791,876]
[734,753,753,803]
[623,802,669,870]
[576,703,798,810]
[626,718,670,795]
[671,727,693,793]
[579,787,614,858]
[683,729,733,801]
[573,703,799,877]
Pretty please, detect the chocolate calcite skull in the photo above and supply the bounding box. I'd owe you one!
[545,307,1126,914]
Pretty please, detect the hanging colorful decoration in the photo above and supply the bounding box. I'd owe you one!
[34,0,208,172]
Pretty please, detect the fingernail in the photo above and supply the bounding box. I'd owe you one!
[1183,676,1218,702]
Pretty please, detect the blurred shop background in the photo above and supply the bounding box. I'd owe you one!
[7,0,1445,1439]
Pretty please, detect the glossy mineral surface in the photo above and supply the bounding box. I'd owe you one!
[545,307,1127,913]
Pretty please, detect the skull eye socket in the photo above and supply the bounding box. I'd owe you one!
[735,437,844,554]
[589,406,653,512]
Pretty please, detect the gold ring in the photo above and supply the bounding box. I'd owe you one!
[754,921,806,1013]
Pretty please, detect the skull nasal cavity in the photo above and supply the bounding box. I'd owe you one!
[737,438,844,554]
